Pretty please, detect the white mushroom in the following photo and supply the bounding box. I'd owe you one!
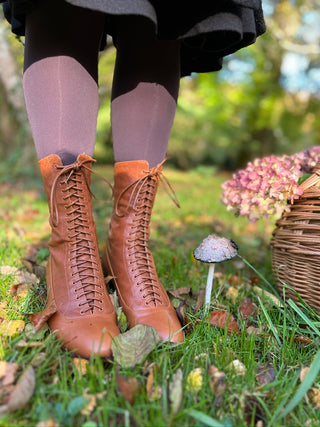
[193,234,239,311]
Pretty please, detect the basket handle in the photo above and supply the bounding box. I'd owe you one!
[299,160,320,192]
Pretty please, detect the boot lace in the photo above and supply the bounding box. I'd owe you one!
[115,160,179,306]
[50,158,110,314]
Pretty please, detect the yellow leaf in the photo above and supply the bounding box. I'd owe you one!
[226,286,239,304]
[309,388,320,409]
[0,320,25,337]
[73,358,88,376]
[186,368,203,394]
[146,366,162,402]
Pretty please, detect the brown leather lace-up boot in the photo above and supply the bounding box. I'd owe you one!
[102,160,184,343]
[38,154,120,358]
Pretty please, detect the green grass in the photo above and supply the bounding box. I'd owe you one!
[1,166,320,426]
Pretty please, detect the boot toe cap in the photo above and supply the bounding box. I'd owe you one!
[131,309,184,344]
[49,315,120,358]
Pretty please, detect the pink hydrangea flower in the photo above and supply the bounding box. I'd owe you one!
[221,146,320,222]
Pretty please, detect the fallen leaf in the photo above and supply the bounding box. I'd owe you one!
[247,326,263,336]
[15,340,43,349]
[36,418,59,427]
[169,369,183,415]
[116,371,140,405]
[226,286,239,304]
[300,366,310,382]
[228,360,247,376]
[73,358,88,376]
[111,324,160,368]
[209,310,240,334]
[256,363,276,386]
[228,275,243,286]
[208,365,226,406]
[0,366,36,415]
[195,289,205,312]
[31,352,47,368]
[24,322,49,341]
[168,287,192,299]
[0,266,39,287]
[146,365,162,402]
[186,368,203,394]
[294,336,313,346]
[29,302,57,331]
[175,302,191,331]
[238,298,258,320]
[0,361,19,386]
[194,353,209,361]
[253,286,283,307]
[80,389,106,416]
[0,320,25,337]
[308,388,320,409]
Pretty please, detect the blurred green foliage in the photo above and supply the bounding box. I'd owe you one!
[1,0,320,176]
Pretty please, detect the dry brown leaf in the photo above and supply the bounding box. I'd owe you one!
[300,366,310,382]
[73,358,88,376]
[247,326,263,336]
[169,369,183,415]
[308,387,320,409]
[116,371,140,405]
[238,297,258,320]
[146,365,162,402]
[0,266,39,287]
[0,366,36,415]
[29,302,57,332]
[0,320,25,337]
[228,275,243,286]
[9,283,29,298]
[226,286,239,304]
[256,363,276,386]
[168,287,192,299]
[209,310,240,334]
[195,289,205,312]
[186,368,203,394]
[15,340,43,349]
[208,365,226,406]
[294,336,313,346]
[0,361,19,386]
[175,302,191,331]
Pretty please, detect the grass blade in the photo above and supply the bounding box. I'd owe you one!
[287,299,320,337]
[274,348,320,421]
[258,297,282,346]
[187,409,224,427]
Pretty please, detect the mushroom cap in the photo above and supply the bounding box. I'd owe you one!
[193,234,238,263]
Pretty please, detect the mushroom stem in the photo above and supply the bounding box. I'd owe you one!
[205,264,215,311]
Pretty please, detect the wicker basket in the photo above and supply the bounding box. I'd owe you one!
[271,164,320,312]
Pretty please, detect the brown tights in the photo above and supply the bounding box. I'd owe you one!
[23,0,180,167]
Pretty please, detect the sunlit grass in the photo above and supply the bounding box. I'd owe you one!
[1,166,320,426]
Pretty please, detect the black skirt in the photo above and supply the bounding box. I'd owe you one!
[1,0,266,76]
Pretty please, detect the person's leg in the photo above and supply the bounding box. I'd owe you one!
[23,0,104,165]
[111,17,180,168]
[24,0,120,357]
[103,18,184,343]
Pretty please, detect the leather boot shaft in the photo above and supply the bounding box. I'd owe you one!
[103,160,184,343]
[39,154,120,358]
